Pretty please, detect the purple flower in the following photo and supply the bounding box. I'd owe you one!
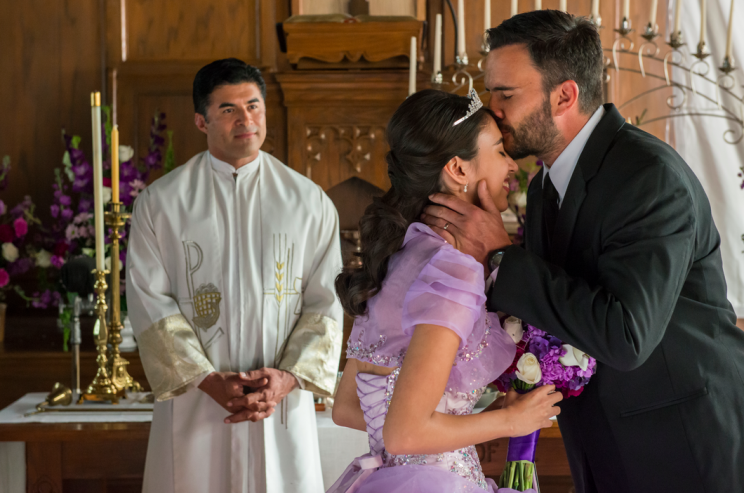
[78,198,93,213]
[51,204,60,218]
[58,195,72,206]
[10,196,33,217]
[0,268,8,288]
[51,255,65,268]
[61,208,73,221]
[7,257,33,276]
[528,336,550,360]
[0,200,5,216]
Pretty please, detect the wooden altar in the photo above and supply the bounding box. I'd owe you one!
[0,318,575,493]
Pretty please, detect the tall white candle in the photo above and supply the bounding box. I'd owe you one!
[699,0,706,45]
[484,0,491,31]
[725,0,734,59]
[90,92,105,272]
[511,0,518,17]
[559,0,567,12]
[409,37,417,96]
[673,0,682,33]
[457,0,466,59]
[649,0,658,27]
[535,0,541,10]
[434,14,442,74]
[622,0,629,19]
[591,0,600,18]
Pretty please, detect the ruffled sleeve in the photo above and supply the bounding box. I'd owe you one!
[401,246,486,347]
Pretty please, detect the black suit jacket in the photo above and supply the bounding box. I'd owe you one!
[489,104,744,493]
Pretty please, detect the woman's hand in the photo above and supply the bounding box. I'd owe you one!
[500,386,562,437]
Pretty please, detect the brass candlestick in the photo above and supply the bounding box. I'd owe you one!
[106,202,141,394]
[79,269,120,403]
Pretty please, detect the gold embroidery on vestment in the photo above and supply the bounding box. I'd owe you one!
[182,241,222,331]
[137,314,215,401]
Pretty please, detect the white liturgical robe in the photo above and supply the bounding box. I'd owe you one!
[126,150,343,493]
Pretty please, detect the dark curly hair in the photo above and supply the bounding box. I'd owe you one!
[335,89,496,317]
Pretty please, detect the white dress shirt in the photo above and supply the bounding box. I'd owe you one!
[543,105,605,208]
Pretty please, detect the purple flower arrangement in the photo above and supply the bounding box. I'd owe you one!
[495,323,596,398]
[494,320,597,491]
[0,156,43,304]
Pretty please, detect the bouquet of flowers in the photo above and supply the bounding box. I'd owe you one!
[32,110,171,349]
[494,318,597,491]
[0,156,44,306]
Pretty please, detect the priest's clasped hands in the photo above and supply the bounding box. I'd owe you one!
[197,368,299,424]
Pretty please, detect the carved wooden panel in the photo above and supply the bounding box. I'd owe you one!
[305,125,386,183]
[277,71,429,191]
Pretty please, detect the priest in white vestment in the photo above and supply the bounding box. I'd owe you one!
[126,58,343,493]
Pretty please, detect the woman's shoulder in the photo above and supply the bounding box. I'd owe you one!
[400,223,485,288]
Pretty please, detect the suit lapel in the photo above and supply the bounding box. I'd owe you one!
[525,167,546,258]
[550,104,626,266]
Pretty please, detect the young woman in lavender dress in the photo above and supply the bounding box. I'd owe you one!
[329,89,562,493]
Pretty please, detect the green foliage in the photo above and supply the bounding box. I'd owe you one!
[498,460,535,491]
[58,293,77,352]
[164,130,176,174]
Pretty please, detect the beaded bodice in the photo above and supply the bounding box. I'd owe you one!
[356,369,490,490]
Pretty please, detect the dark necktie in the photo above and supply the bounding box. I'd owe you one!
[542,172,560,251]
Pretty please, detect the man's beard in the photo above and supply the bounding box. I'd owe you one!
[498,98,561,160]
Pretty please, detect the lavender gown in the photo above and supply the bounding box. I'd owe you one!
[328,223,534,493]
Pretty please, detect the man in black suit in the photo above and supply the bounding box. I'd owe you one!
[422,10,744,493]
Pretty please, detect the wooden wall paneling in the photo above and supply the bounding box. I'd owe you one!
[0,0,104,227]
[118,0,260,64]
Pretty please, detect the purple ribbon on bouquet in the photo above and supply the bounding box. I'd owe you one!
[506,430,541,462]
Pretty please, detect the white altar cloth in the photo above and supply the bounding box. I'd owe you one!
[0,393,368,493]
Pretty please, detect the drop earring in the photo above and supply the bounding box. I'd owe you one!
[463,182,469,193]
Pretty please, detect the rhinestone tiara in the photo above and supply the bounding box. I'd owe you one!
[453,88,484,126]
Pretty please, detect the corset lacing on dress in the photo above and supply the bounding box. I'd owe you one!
[356,369,491,491]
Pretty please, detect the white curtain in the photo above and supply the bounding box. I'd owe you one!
[671,0,744,316]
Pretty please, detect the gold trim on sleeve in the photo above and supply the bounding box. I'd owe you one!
[277,313,342,396]
[137,314,215,401]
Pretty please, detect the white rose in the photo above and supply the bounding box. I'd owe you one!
[105,256,122,272]
[2,242,19,262]
[503,316,524,344]
[559,344,590,371]
[515,352,542,385]
[36,249,52,268]
[509,191,527,209]
[102,186,112,205]
[119,145,134,162]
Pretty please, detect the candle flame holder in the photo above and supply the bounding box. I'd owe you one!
[105,202,142,394]
[694,41,711,61]
[615,17,633,36]
[641,23,660,42]
[668,31,685,50]
[719,56,736,75]
[79,269,120,404]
